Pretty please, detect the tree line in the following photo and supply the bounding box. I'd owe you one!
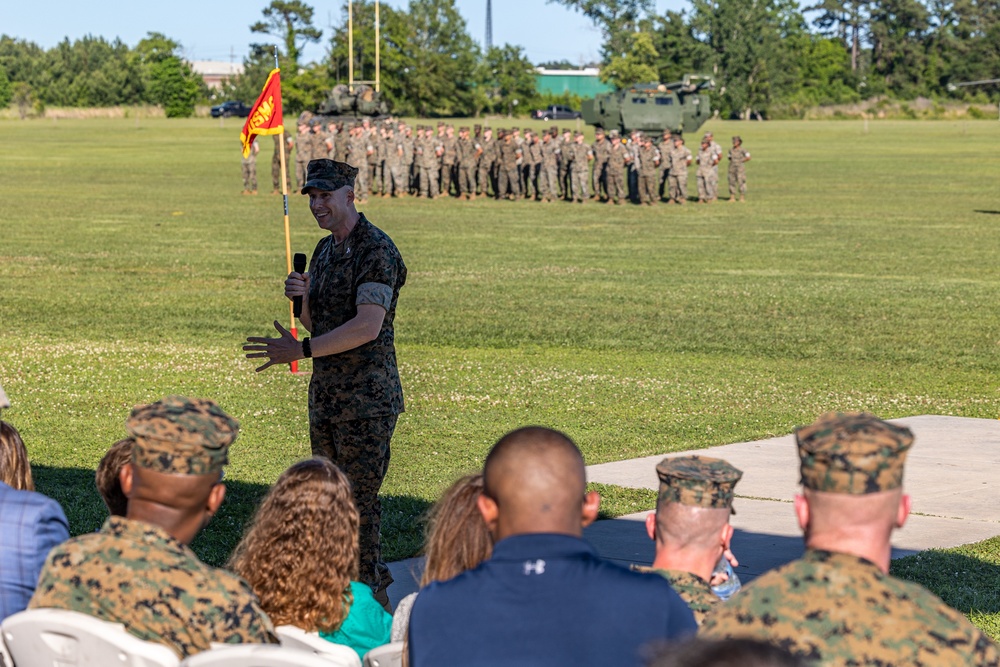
[1,0,997,119]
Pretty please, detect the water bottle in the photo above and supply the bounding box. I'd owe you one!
[711,555,742,601]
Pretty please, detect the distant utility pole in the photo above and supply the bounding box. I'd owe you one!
[486,0,493,51]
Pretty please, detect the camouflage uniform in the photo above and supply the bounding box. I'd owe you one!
[569,134,592,202]
[306,210,407,600]
[367,126,383,196]
[707,136,723,201]
[638,142,660,205]
[456,130,477,199]
[383,130,405,197]
[271,134,292,194]
[696,143,716,202]
[347,129,371,202]
[29,396,277,659]
[538,134,559,202]
[728,137,750,200]
[633,566,718,626]
[440,128,458,197]
[418,130,441,198]
[606,133,627,204]
[497,135,521,199]
[591,133,611,200]
[478,132,497,197]
[525,135,543,199]
[701,412,1000,666]
[669,140,692,203]
[295,125,311,190]
[241,143,258,193]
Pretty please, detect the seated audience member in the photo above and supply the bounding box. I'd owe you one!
[633,456,742,625]
[229,457,391,661]
[30,396,277,658]
[646,638,805,667]
[391,474,493,642]
[0,420,70,622]
[701,412,1000,665]
[95,437,134,517]
[408,426,696,667]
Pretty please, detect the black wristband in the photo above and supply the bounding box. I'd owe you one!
[301,337,312,359]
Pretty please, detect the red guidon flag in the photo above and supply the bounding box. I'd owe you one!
[240,68,284,157]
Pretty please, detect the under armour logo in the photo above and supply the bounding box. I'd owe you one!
[523,559,546,576]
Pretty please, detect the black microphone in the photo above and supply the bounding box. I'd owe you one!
[293,253,307,318]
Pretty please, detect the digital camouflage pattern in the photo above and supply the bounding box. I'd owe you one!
[29,517,277,658]
[796,412,913,494]
[700,549,1000,666]
[127,396,238,476]
[633,566,719,626]
[302,159,359,194]
[306,212,405,596]
[656,456,743,512]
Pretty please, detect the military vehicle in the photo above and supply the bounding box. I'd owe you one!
[582,75,714,138]
[311,84,390,122]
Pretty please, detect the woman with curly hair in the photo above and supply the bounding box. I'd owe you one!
[229,457,391,659]
[391,473,493,642]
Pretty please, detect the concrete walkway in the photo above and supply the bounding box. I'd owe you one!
[387,415,999,605]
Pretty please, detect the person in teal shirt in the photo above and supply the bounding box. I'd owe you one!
[229,458,391,660]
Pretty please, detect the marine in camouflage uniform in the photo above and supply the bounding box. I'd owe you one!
[478,128,497,197]
[669,137,692,204]
[347,126,371,204]
[418,127,441,199]
[705,132,723,201]
[701,412,1000,666]
[537,130,559,202]
[29,396,277,658]
[440,125,458,198]
[271,134,292,194]
[634,455,743,626]
[569,131,593,202]
[267,160,407,608]
[606,130,628,205]
[637,137,661,206]
[382,126,405,198]
[659,129,673,201]
[294,121,311,190]
[456,127,477,199]
[591,128,611,200]
[727,135,751,202]
[696,139,716,203]
[241,141,259,194]
[496,132,522,200]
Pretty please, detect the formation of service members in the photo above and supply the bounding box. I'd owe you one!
[270,115,754,205]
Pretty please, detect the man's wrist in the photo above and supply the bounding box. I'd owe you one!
[301,337,312,359]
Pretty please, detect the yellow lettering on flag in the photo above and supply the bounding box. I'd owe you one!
[240,70,284,158]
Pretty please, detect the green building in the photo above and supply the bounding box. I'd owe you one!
[535,68,614,98]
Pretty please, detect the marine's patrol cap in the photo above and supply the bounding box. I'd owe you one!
[127,396,238,476]
[301,159,358,194]
[595,127,605,136]
[574,130,584,138]
[656,456,743,513]
[474,124,482,132]
[732,135,742,143]
[796,412,913,494]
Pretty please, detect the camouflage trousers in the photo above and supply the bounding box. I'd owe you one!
[537,163,558,200]
[440,163,456,197]
[418,166,438,197]
[697,171,712,201]
[497,166,521,198]
[457,164,476,196]
[476,162,492,196]
[607,169,626,203]
[272,155,282,192]
[729,164,747,196]
[355,165,369,201]
[570,167,588,201]
[295,161,309,191]
[638,172,658,204]
[660,168,671,200]
[669,172,688,202]
[707,167,719,200]
[241,161,257,192]
[309,410,398,599]
[368,163,382,194]
[383,164,405,196]
[558,163,569,199]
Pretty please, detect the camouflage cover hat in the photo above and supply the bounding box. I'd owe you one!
[732,135,742,143]
[127,396,238,475]
[796,411,913,494]
[301,159,358,194]
[656,456,743,513]
[595,127,605,135]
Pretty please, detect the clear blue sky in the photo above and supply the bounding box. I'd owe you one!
[3,0,686,67]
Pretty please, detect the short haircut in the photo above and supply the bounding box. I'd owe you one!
[646,638,806,667]
[96,438,135,517]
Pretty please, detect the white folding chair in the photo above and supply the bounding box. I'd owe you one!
[1,608,179,667]
[363,642,403,667]
[274,626,361,667]
[180,645,357,667]
[0,635,13,667]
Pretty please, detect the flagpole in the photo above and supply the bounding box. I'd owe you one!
[274,47,299,375]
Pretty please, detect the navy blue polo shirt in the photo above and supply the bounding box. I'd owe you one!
[408,533,696,667]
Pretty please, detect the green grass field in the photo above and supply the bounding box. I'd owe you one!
[0,116,998,634]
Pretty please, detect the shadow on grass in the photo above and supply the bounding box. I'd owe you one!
[32,465,431,567]
[891,546,1000,616]
[974,210,1000,215]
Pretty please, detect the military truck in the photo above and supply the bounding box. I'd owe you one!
[311,83,390,122]
[581,75,714,138]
